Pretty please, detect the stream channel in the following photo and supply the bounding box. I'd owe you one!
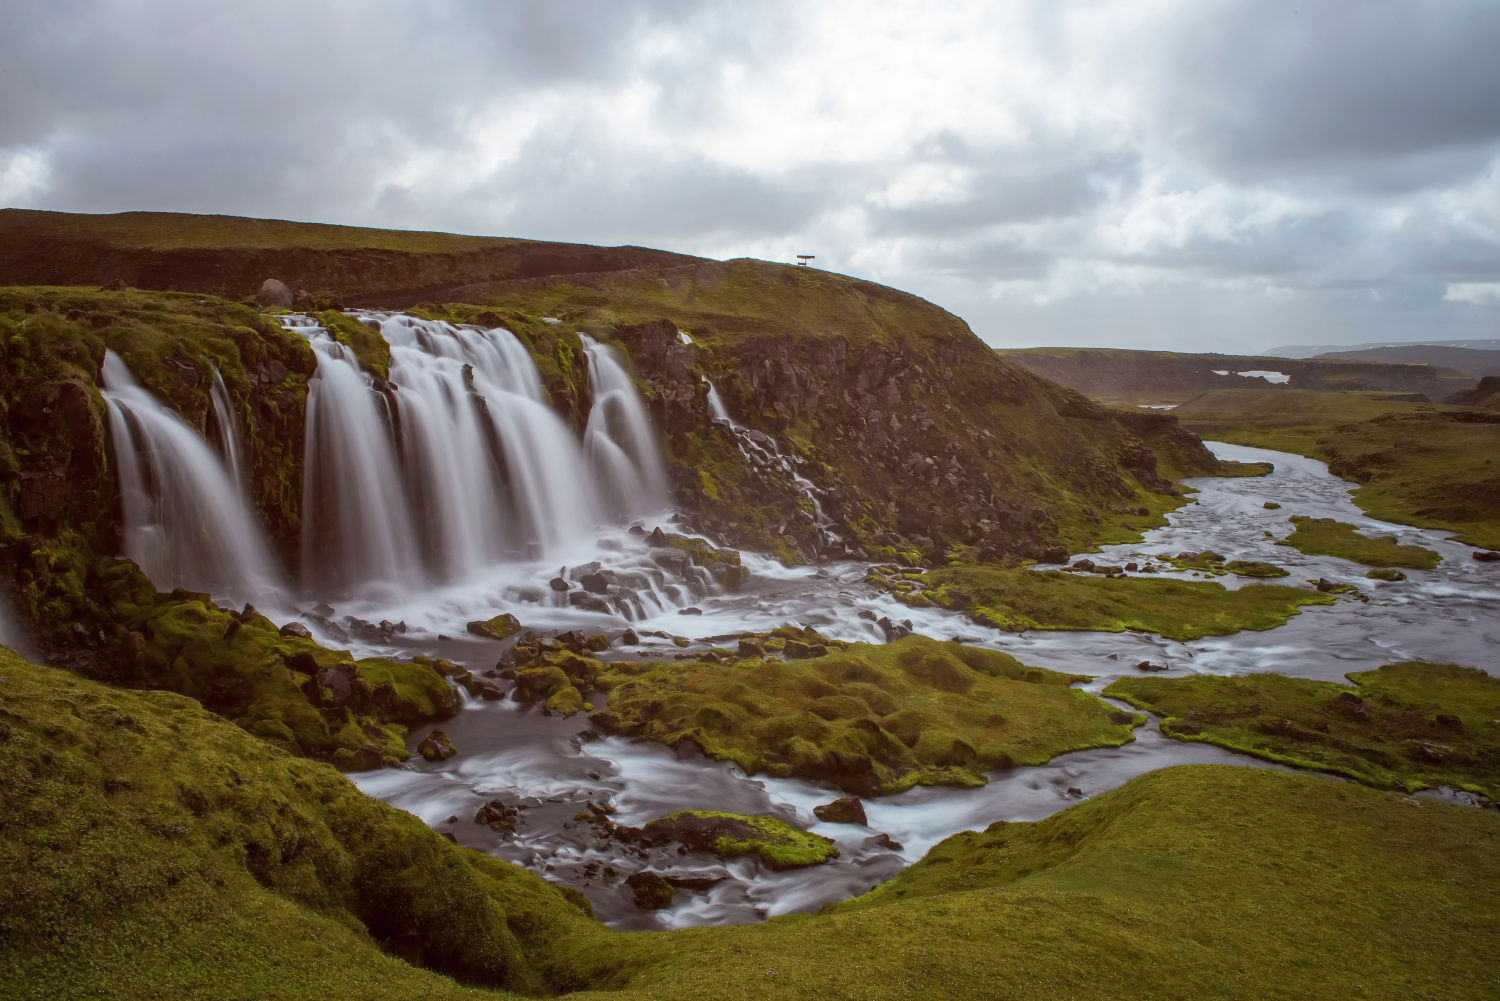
[346,442,1500,930]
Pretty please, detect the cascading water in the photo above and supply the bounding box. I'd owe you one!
[100,351,282,603]
[581,334,670,519]
[293,314,670,597]
[207,368,247,491]
[705,380,845,554]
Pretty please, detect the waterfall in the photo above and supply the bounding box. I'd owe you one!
[100,351,281,603]
[207,368,246,491]
[581,334,670,519]
[293,314,668,597]
[704,379,845,555]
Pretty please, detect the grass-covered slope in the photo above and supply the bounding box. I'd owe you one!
[1106,662,1500,796]
[590,634,1141,795]
[883,564,1334,639]
[1279,515,1442,569]
[6,649,1499,1000]
[0,208,700,303]
[0,647,593,1000]
[1174,388,1500,549]
[561,766,1500,1001]
[423,261,1225,564]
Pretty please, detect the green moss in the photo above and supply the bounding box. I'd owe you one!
[1367,567,1408,581]
[1278,515,1442,569]
[591,634,1141,795]
[355,657,461,724]
[638,811,838,869]
[911,564,1332,640]
[1224,560,1290,578]
[0,648,594,999]
[1105,661,1500,796]
[315,310,390,379]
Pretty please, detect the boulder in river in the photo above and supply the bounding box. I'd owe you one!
[417,729,457,762]
[625,870,675,910]
[813,796,867,825]
[1474,550,1500,562]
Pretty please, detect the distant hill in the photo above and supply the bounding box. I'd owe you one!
[0,208,703,304]
[1314,344,1500,380]
[996,347,1474,406]
[1265,337,1500,358]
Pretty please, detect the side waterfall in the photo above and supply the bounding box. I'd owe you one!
[294,314,670,596]
[100,351,281,602]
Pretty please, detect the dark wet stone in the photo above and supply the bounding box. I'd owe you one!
[620,628,640,645]
[1474,550,1500,562]
[875,833,903,851]
[417,729,457,762]
[550,577,570,591]
[626,870,675,909]
[581,572,610,594]
[1136,660,1168,672]
[279,621,313,640]
[679,607,703,615]
[475,798,519,832]
[813,796,867,825]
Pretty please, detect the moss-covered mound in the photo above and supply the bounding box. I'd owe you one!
[1224,559,1290,577]
[1278,515,1442,569]
[623,811,838,869]
[589,635,1142,795]
[1106,662,1500,796]
[0,647,593,999]
[900,564,1332,640]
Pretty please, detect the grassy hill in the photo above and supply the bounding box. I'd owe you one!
[0,209,701,304]
[5,645,1498,1000]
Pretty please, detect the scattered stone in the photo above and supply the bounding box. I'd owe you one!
[738,637,765,658]
[659,867,730,891]
[679,607,703,615]
[625,870,675,910]
[647,527,669,546]
[1264,501,1281,510]
[550,577,570,591]
[1067,787,1083,797]
[279,621,313,640]
[858,609,877,621]
[1124,562,1138,572]
[1367,568,1407,582]
[875,833,904,851]
[1335,691,1371,721]
[292,289,315,310]
[620,628,640,645]
[467,614,523,640]
[1474,550,1500,562]
[581,572,610,594]
[813,796,867,825]
[255,278,293,309]
[1435,714,1463,731]
[475,798,519,832]
[417,729,457,762]
[312,600,336,617]
[1136,660,1168,672]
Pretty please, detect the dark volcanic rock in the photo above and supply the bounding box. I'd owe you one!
[255,278,293,309]
[813,796,867,825]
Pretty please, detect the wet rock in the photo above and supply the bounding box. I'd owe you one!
[738,637,765,658]
[473,680,505,701]
[1474,550,1500,562]
[858,609,877,621]
[876,616,912,640]
[1264,501,1281,509]
[475,798,520,832]
[679,606,703,615]
[417,729,457,762]
[580,572,610,594]
[647,527,669,546]
[626,870,676,910]
[875,833,904,851]
[1366,568,1407,582]
[312,663,359,707]
[1136,660,1168,672]
[660,867,731,891]
[292,289,315,310]
[467,613,522,640]
[813,796,867,825]
[586,634,610,652]
[379,618,408,635]
[279,621,313,640]
[255,278,293,309]
[567,590,610,613]
[569,561,603,581]
[1067,786,1083,797]
[550,577,570,591]
[620,628,640,645]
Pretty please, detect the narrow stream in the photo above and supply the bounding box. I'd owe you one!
[352,441,1500,929]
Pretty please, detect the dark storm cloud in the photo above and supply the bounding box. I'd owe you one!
[1,0,1497,350]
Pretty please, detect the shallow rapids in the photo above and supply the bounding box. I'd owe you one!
[350,441,1500,929]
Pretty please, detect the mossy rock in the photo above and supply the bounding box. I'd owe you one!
[633,811,838,869]
[1225,560,1290,578]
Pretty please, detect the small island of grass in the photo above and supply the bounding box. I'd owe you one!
[1279,515,1441,569]
[1105,661,1500,797]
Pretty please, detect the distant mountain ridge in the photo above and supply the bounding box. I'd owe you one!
[1265,337,1500,358]
[1312,344,1500,381]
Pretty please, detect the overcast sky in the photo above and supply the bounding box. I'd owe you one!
[3,0,1498,351]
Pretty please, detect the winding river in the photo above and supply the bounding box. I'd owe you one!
[347,441,1500,929]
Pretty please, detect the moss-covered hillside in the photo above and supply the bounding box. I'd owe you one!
[6,647,1499,1000]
